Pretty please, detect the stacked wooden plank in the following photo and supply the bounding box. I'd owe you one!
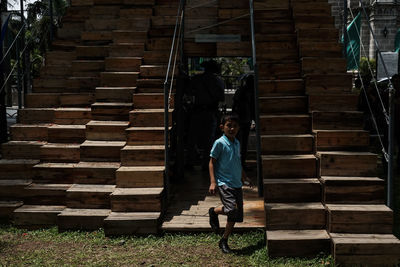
[291,0,400,265]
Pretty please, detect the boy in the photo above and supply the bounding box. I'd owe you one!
[208,113,248,254]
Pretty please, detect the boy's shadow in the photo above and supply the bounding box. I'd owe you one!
[232,239,265,255]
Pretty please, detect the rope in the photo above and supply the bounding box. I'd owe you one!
[346,29,388,161]
[185,13,249,34]
[348,8,389,123]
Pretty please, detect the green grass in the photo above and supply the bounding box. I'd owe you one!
[0,225,334,267]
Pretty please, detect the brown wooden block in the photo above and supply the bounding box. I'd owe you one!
[109,43,145,57]
[140,65,177,78]
[1,141,44,160]
[308,94,359,112]
[264,178,321,202]
[301,57,346,75]
[116,166,164,188]
[121,145,164,166]
[91,102,133,121]
[67,77,100,91]
[25,93,59,108]
[105,57,142,72]
[0,159,38,180]
[133,93,165,109]
[261,134,313,154]
[33,163,76,183]
[321,176,385,204]
[66,184,115,209]
[315,130,369,150]
[86,121,129,141]
[265,203,326,230]
[0,201,23,219]
[80,141,126,162]
[81,31,112,42]
[259,96,307,114]
[129,109,172,127]
[260,115,311,135]
[327,204,393,234]
[47,125,86,143]
[13,205,65,228]
[73,162,120,185]
[45,51,76,66]
[267,230,330,257]
[100,72,139,87]
[58,208,110,231]
[59,93,95,107]
[262,154,317,178]
[112,30,147,43]
[312,111,363,131]
[18,108,55,124]
[258,79,304,97]
[305,74,352,94]
[0,180,31,198]
[24,183,71,205]
[258,62,301,79]
[120,8,153,18]
[104,212,160,236]
[53,108,91,125]
[95,87,135,103]
[126,127,166,146]
[297,28,338,42]
[110,188,163,212]
[318,151,377,177]
[72,60,105,75]
[10,124,49,141]
[118,18,150,31]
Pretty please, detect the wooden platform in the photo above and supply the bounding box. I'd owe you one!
[162,167,265,232]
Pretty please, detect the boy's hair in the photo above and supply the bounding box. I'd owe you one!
[221,113,240,125]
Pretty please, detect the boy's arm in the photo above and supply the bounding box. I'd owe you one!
[241,169,252,187]
[209,157,217,194]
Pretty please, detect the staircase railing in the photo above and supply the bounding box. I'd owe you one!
[249,0,263,197]
[344,0,397,208]
[164,0,186,196]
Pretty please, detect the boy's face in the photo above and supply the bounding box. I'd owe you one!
[220,119,239,140]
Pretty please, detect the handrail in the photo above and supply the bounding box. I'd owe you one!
[249,0,263,197]
[163,0,186,197]
[345,0,396,208]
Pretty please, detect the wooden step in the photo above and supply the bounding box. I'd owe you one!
[258,62,301,79]
[318,151,377,177]
[312,111,364,130]
[66,184,115,209]
[129,109,172,127]
[1,141,45,159]
[95,87,136,103]
[262,154,317,178]
[54,108,91,125]
[45,51,76,65]
[109,43,145,57]
[143,50,170,64]
[91,102,133,121]
[67,76,100,90]
[258,79,304,97]
[0,159,39,180]
[126,127,167,145]
[314,130,369,150]
[292,2,332,14]
[88,5,119,18]
[331,233,400,266]
[299,41,342,58]
[146,37,173,51]
[308,94,359,112]
[261,134,313,154]
[116,166,164,188]
[73,161,120,184]
[217,42,252,57]
[294,16,335,31]
[105,57,142,72]
[305,74,352,94]
[25,93,59,108]
[59,93,95,107]
[110,188,163,212]
[58,208,110,231]
[266,230,330,257]
[76,45,109,59]
[56,24,84,40]
[121,145,164,166]
[259,96,307,114]
[321,176,385,204]
[327,204,393,234]
[255,21,294,34]
[297,28,339,42]
[13,205,65,228]
[140,65,175,78]
[112,30,148,43]
[33,163,76,183]
[133,93,165,109]
[71,60,105,76]
[264,178,321,202]
[136,78,166,89]
[33,78,67,89]
[260,115,310,135]
[18,108,54,123]
[255,33,296,43]
[104,211,160,236]
[40,143,79,162]
[81,31,112,43]
[301,57,346,75]
[100,72,139,87]
[0,180,31,198]
[47,125,86,143]
[24,183,72,205]
[86,120,129,141]
[10,123,49,141]
[265,203,325,230]
[256,49,298,62]
[80,140,126,162]
[0,201,23,220]
[40,65,72,77]
[120,8,153,18]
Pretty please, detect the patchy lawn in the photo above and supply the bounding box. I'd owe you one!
[0,225,333,266]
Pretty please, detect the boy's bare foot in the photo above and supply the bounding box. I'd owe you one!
[209,207,220,233]
[219,238,233,254]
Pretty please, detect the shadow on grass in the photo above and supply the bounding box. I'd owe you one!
[233,239,265,256]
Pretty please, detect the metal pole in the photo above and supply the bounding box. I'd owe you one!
[343,0,348,59]
[387,84,395,208]
[49,0,54,43]
[0,3,8,144]
[16,40,22,110]
[20,0,27,99]
[249,0,263,197]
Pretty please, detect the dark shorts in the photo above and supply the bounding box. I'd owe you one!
[218,184,243,223]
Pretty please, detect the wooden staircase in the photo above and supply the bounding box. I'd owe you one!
[1,0,400,264]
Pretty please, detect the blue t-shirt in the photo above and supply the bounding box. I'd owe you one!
[210,135,242,188]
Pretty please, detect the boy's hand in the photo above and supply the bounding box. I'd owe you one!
[243,177,253,188]
[209,183,217,195]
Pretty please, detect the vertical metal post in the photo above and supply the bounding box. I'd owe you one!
[343,0,348,58]
[249,0,263,197]
[20,0,27,98]
[387,84,395,208]
[49,0,54,43]
[0,5,8,144]
[16,40,22,109]
[164,81,170,197]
